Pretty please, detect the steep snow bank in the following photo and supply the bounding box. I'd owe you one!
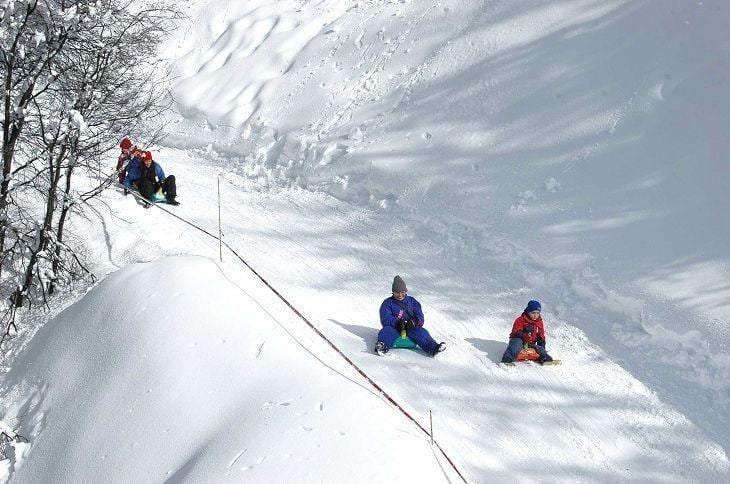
[0,257,450,483]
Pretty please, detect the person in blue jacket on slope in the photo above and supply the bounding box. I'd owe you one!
[124,150,178,205]
[375,275,446,356]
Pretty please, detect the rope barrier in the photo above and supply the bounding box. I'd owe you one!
[116,183,469,483]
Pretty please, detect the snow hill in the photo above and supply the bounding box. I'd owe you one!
[2,0,730,482]
[2,257,451,482]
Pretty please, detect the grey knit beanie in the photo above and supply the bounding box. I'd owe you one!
[392,275,408,293]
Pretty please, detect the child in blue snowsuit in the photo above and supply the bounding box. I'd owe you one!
[375,275,445,356]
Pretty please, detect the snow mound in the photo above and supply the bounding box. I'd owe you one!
[0,257,447,483]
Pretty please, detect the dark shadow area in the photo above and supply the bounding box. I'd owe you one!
[163,448,205,484]
[329,319,379,350]
[466,338,506,364]
[0,383,48,481]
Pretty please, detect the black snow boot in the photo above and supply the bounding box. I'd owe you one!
[431,342,446,356]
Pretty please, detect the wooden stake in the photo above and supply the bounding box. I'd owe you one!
[217,177,223,262]
[430,410,434,445]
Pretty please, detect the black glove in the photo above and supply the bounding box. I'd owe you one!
[520,332,531,343]
[404,320,415,331]
[523,322,535,334]
[395,320,405,332]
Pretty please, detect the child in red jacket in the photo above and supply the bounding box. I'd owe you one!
[501,300,554,364]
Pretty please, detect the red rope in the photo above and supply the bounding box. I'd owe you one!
[225,246,469,483]
[117,183,469,482]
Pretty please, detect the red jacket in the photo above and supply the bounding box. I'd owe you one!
[509,314,546,344]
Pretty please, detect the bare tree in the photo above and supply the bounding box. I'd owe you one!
[1,0,180,344]
[0,0,76,265]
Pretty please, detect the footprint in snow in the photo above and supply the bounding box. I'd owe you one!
[302,426,313,432]
[241,455,267,472]
[254,342,265,359]
[227,449,247,470]
[261,401,291,410]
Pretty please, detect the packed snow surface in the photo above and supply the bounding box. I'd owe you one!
[2,0,730,482]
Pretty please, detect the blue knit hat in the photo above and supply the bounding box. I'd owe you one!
[524,300,541,313]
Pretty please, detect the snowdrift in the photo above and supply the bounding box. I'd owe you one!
[0,257,448,483]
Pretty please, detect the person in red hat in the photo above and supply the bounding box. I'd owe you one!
[124,150,178,205]
[116,137,140,185]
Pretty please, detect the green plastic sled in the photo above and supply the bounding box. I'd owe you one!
[392,330,417,349]
[152,189,167,203]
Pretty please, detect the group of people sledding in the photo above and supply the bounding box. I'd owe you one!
[376,275,555,365]
[115,136,554,364]
[116,137,179,206]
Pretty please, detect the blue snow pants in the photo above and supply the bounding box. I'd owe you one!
[501,338,549,362]
[378,326,438,355]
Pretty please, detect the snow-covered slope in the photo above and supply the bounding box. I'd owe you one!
[2,0,730,482]
[1,257,453,482]
[161,0,730,454]
[3,184,728,482]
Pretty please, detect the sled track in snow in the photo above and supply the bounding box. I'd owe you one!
[119,184,469,483]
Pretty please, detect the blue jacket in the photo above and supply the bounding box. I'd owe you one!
[124,157,166,188]
[379,295,425,328]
